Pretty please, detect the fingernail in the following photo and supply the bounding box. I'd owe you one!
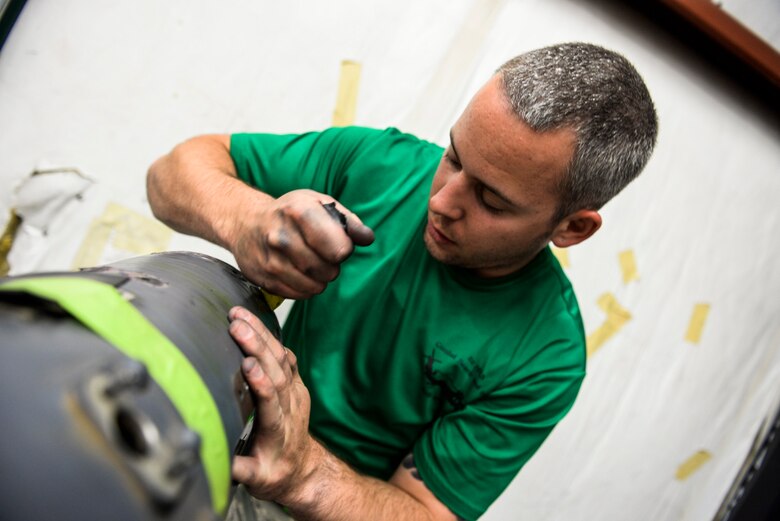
[242,357,259,373]
[231,320,250,338]
[228,306,245,321]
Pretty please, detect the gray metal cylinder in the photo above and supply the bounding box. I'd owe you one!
[0,252,280,521]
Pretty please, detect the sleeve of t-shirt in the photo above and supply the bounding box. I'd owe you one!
[413,328,585,521]
[229,126,383,199]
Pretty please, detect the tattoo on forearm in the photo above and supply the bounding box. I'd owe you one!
[402,453,468,520]
[401,454,421,481]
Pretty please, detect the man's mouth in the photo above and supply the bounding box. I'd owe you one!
[426,220,455,245]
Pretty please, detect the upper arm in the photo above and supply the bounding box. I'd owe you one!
[190,133,231,150]
[148,134,234,183]
[146,134,235,211]
[389,454,463,521]
[174,134,233,172]
[228,127,383,197]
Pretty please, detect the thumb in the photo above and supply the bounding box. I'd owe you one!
[231,454,258,485]
[329,201,374,246]
[347,217,374,246]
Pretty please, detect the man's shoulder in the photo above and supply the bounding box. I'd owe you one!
[230,126,443,168]
[320,126,443,152]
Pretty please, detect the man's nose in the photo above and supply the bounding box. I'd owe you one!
[430,172,467,221]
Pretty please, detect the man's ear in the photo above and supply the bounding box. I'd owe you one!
[551,209,602,248]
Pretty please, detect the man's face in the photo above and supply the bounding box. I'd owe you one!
[424,75,576,277]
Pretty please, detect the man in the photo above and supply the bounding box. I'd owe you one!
[147,42,657,520]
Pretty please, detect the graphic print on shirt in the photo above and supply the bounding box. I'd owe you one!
[423,342,487,414]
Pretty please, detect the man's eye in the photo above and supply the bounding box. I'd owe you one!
[444,153,461,169]
[482,199,503,213]
[477,186,505,214]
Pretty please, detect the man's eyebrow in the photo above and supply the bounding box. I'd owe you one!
[450,129,520,209]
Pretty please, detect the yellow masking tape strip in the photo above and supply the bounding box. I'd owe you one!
[332,60,361,126]
[72,218,112,269]
[619,249,639,284]
[685,303,711,344]
[586,293,632,357]
[675,450,712,480]
[551,247,570,269]
[72,202,172,269]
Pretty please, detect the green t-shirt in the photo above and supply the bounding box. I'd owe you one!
[230,127,586,520]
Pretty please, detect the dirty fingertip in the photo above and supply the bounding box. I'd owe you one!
[228,306,244,320]
[242,356,260,373]
[350,222,375,246]
[230,319,251,339]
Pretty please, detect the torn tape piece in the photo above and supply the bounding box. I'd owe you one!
[332,60,361,127]
[619,249,639,284]
[261,288,286,311]
[685,303,711,344]
[0,211,22,276]
[675,450,712,480]
[586,293,632,357]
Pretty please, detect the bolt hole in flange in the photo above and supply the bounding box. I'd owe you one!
[115,407,158,457]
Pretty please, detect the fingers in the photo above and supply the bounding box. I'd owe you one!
[256,277,321,302]
[262,252,338,295]
[293,202,355,264]
[247,195,346,298]
[227,307,313,500]
[235,190,373,300]
[231,454,258,485]
[240,355,290,424]
[244,260,327,301]
[265,215,341,282]
[229,307,287,365]
[229,310,294,413]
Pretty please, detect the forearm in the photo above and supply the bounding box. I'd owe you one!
[280,441,435,521]
[146,134,274,250]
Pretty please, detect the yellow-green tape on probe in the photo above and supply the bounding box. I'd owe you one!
[0,277,231,514]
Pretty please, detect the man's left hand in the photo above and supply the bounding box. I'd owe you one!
[228,305,316,504]
[227,306,462,521]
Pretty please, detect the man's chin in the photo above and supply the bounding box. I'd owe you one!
[424,234,462,267]
[423,233,448,262]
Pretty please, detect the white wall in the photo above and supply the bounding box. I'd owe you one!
[1,1,778,519]
[722,0,780,49]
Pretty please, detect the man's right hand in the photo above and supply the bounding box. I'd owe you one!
[147,135,373,300]
[231,189,374,300]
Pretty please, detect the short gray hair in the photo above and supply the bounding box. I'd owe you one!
[498,42,658,221]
